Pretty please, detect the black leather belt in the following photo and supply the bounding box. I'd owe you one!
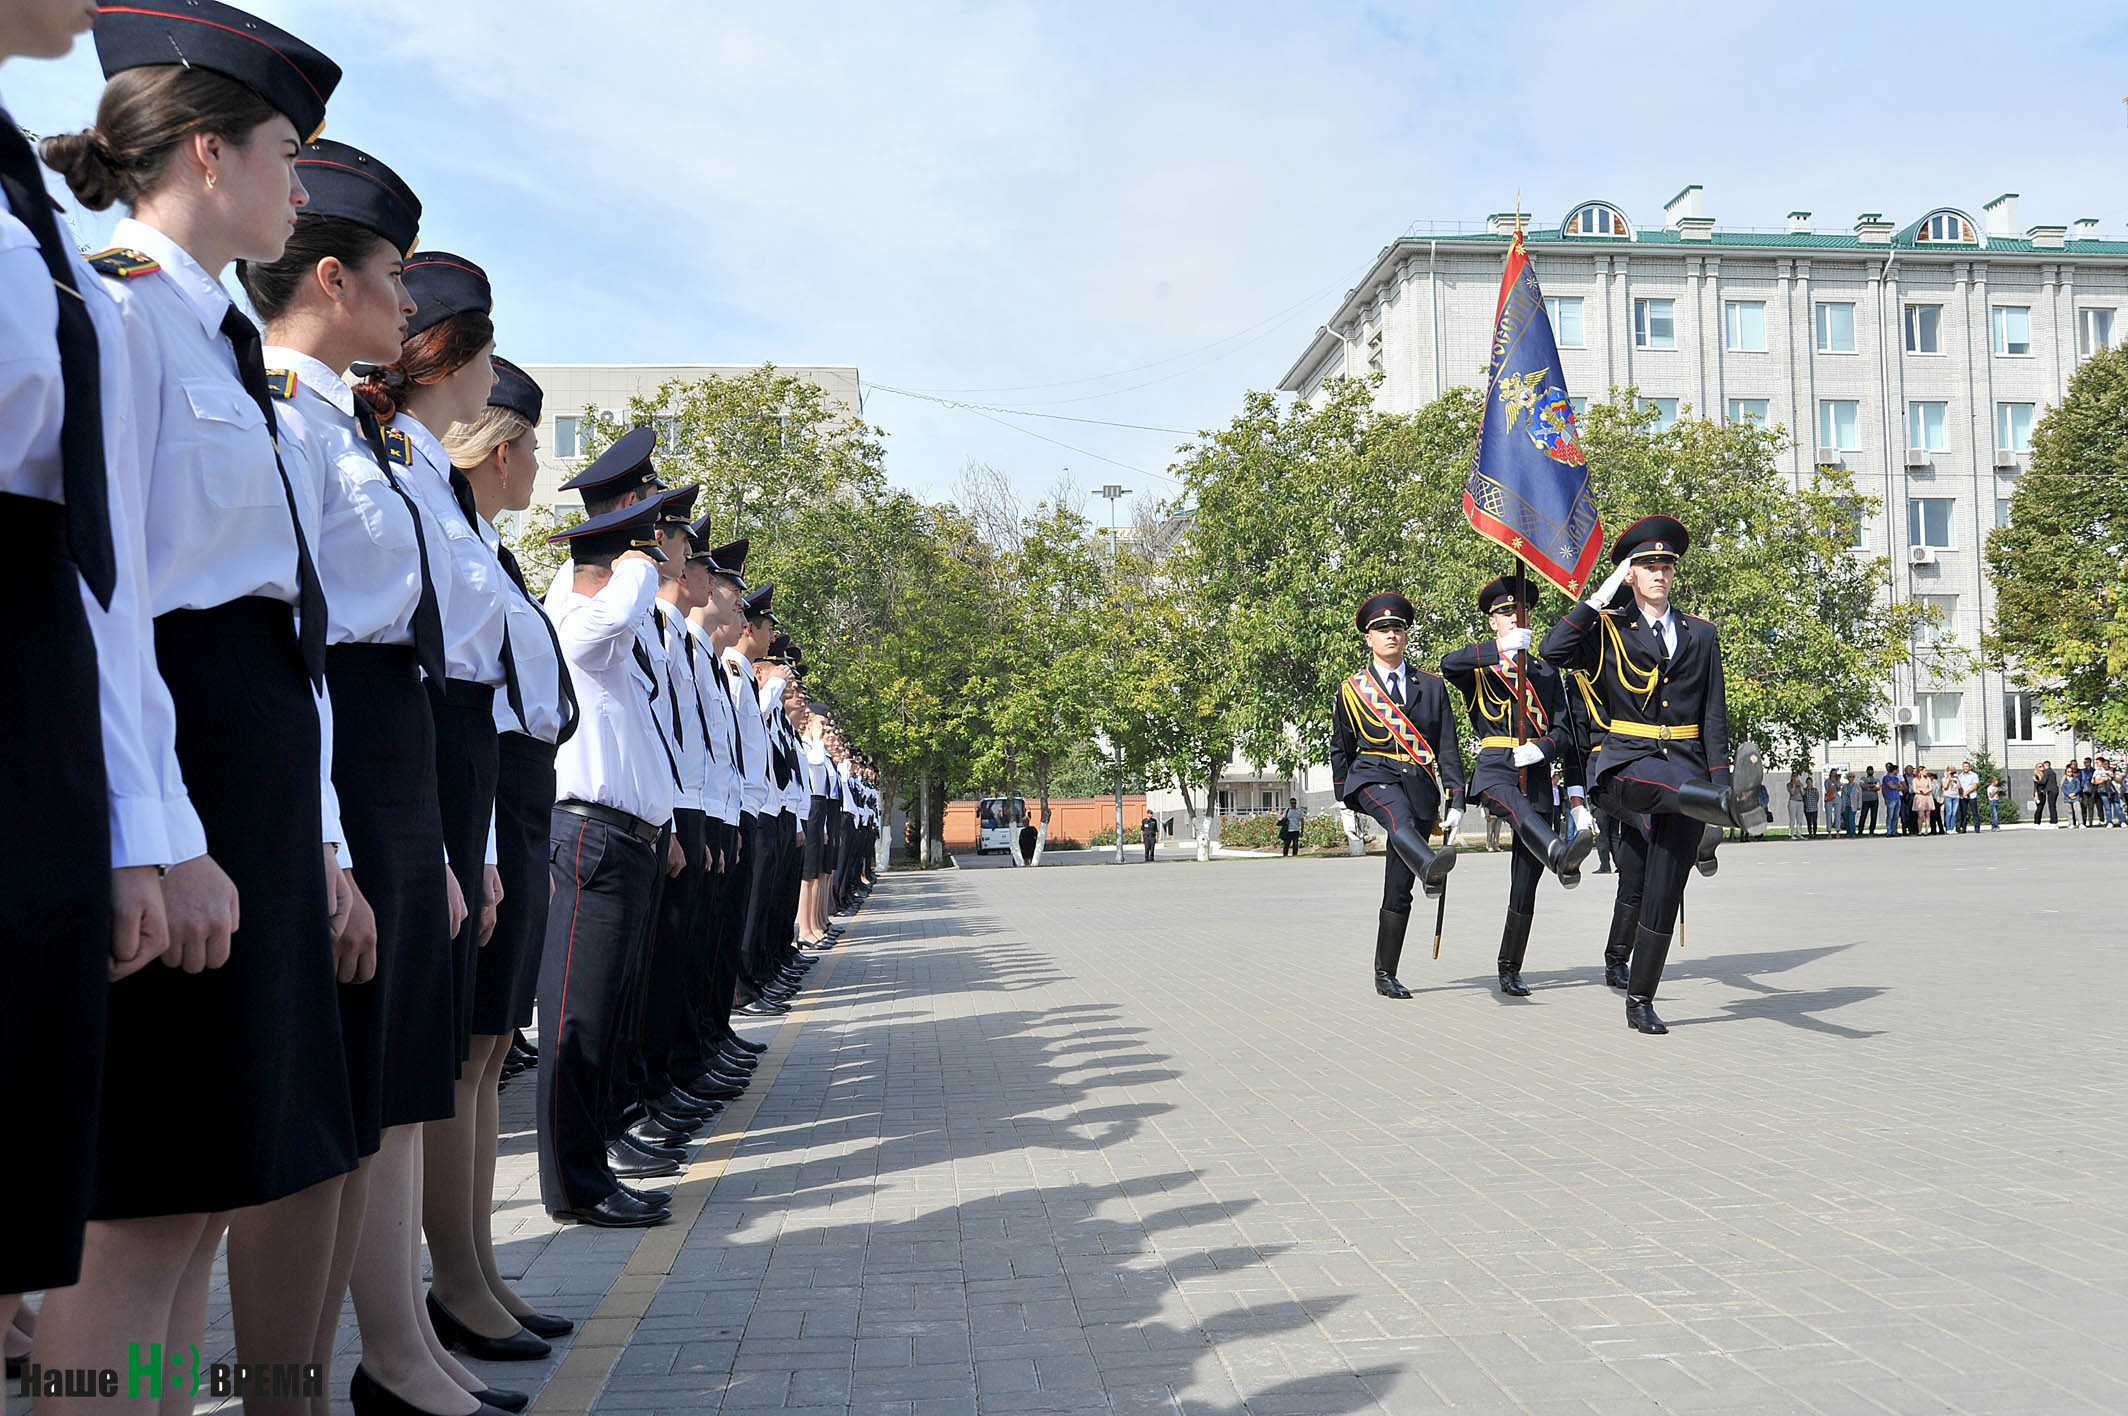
[554,798,663,845]
[327,642,418,679]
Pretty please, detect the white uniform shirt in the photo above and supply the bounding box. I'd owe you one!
[722,648,773,818]
[395,413,509,686]
[481,517,571,744]
[96,218,333,848]
[551,558,673,827]
[1,192,193,865]
[761,678,809,821]
[653,599,705,812]
[802,738,829,798]
[688,621,741,825]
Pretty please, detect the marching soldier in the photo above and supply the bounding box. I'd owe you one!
[1538,516,1761,1034]
[1329,592,1465,1000]
[1440,575,1595,997]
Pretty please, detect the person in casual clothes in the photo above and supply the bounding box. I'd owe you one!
[2033,761,2058,826]
[1915,770,1939,834]
[1785,773,1807,839]
[1824,775,1840,835]
[1941,767,1963,834]
[1799,770,1818,839]
[1985,775,2003,830]
[1880,763,1904,837]
[1140,811,1158,862]
[2061,764,2082,829]
[1901,766,1920,835]
[1278,798,1304,857]
[1856,766,1879,836]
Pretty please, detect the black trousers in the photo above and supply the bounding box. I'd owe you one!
[770,813,805,957]
[1143,836,1157,862]
[536,810,661,1212]
[1,500,109,1292]
[738,816,781,990]
[1279,830,1299,857]
[1857,800,1878,834]
[2036,789,2057,824]
[636,808,707,1106]
[1478,782,1555,918]
[1351,778,1437,914]
[678,817,743,1076]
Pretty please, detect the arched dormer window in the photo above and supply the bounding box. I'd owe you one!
[1565,203,1629,238]
[1916,211,1975,243]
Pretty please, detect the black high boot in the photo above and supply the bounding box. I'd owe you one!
[1624,924,1672,1034]
[1496,909,1533,996]
[1512,813,1594,887]
[1675,779,1738,830]
[1386,822,1456,897]
[1374,908,1414,998]
[1695,823,1723,876]
[1601,899,1636,990]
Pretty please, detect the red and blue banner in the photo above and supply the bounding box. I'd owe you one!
[1463,231,1603,595]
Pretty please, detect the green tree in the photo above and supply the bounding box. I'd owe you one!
[1985,343,2128,747]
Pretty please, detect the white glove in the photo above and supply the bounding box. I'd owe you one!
[1570,804,1595,836]
[1586,559,1632,611]
[1510,742,1546,767]
[1439,807,1464,840]
[1496,626,1533,655]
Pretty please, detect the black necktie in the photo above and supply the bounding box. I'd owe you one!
[219,305,326,687]
[352,401,447,687]
[496,543,579,745]
[655,611,684,749]
[441,466,524,725]
[1,110,115,605]
[679,622,713,756]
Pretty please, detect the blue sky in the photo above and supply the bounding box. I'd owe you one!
[9,1,2127,514]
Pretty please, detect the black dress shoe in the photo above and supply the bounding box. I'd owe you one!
[551,1192,670,1228]
[699,1065,751,1089]
[515,1311,575,1340]
[717,1047,758,1069]
[607,1142,680,1179]
[619,1131,687,1162]
[653,1089,716,1118]
[1497,967,1531,998]
[472,1388,528,1413]
[618,1181,673,1205]
[1372,970,1412,999]
[1604,961,1630,991]
[1625,995,1669,1034]
[630,1119,697,1150]
[736,998,788,1016]
[350,1366,517,1416]
[727,1033,768,1052]
[424,1293,551,1361]
[676,1078,743,1104]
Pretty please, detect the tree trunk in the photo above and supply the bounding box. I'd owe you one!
[1199,760,1224,861]
[1030,763,1052,867]
[917,768,933,867]
[878,768,897,873]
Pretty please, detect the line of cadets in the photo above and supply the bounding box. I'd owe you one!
[0,4,879,1414]
[1330,516,1767,1036]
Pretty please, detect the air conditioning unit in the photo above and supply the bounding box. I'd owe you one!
[1904,448,1932,468]
[1908,545,1937,566]
[1816,447,1845,466]
[1891,705,1920,727]
[1993,447,2021,468]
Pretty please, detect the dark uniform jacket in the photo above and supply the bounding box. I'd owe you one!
[1438,641,1585,802]
[1539,599,1732,790]
[1329,663,1466,817]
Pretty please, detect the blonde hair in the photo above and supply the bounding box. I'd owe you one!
[444,406,533,471]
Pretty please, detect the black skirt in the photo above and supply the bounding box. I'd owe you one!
[97,597,357,1218]
[0,496,110,1291]
[476,732,556,1034]
[429,678,500,1066]
[802,796,831,879]
[328,643,456,1146]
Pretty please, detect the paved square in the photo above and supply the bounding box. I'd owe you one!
[185,830,2128,1414]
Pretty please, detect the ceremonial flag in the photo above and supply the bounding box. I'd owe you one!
[1464,230,1602,595]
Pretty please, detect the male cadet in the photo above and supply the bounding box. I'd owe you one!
[724,583,793,1015]
[1329,592,1466,1000]
[1538,516,1763,1034]
[1440,575,1596,996]
[537,496,678,1227]
[561,425,663,518]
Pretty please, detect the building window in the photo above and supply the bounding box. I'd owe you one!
[1724,300,1767,352]
[1915,593,1959,646]
[1835,498,1867,548]
[1918,691,1964,746]
[493,509,522,539]
[1727,398,1769,426]
[1907,401,1948,451]
[553,415,581,459]
[1908,497,1955,549]
[2003,690,2037,742]
[1818,399,1860,450]
[1904,304,1943,354]
[2078,308,2115,357]
[1991,305,2031,356]
[1545,296,1585,347]
[1633,298,1675,349]
[1996,402,2035,452]
[1568,205,1624,237]
[1641,397,1678,431]
[1995,497,2012,529]
[1569,396,1589,418]
[1917,213,1974,243]
[1815,302,1857,353]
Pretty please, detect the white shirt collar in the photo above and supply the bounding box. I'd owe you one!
[260,345,355,416]
[395,411,450,482]
[112,217,232,338]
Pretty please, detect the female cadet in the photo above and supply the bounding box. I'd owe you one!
[433,359,581,1347]
[1439,575,1596,997]
[238,141,509,1416]
[799,710,836,945]
[34,0,362,1395]
[1327,592,1465,1000]
[0,0,173,1334]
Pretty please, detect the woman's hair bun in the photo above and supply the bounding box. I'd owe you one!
[38,130,127,212]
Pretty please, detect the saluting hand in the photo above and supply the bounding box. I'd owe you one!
[334,871,379,985]
[478,865,504,947]
[1586,560,1632,611]
[160,854,239,973]
[444,867,469,938]
[108,866,170,983]
[1496,626,1533,655]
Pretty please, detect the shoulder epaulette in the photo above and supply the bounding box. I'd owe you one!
[87,248,160,278]
[381,428,412,466]
[1682,612,1713,625]
[265,369,298,400]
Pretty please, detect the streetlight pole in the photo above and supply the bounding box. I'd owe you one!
[1097,483,1131,560]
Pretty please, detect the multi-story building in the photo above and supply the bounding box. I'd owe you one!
[511,362,862,521]
[1277,187,2128,773]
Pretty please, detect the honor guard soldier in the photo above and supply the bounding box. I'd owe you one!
[1329,592,1466,999]
[1440,575,1596,996]
[1538,516,1762,1033]
[536,496,677,1227]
